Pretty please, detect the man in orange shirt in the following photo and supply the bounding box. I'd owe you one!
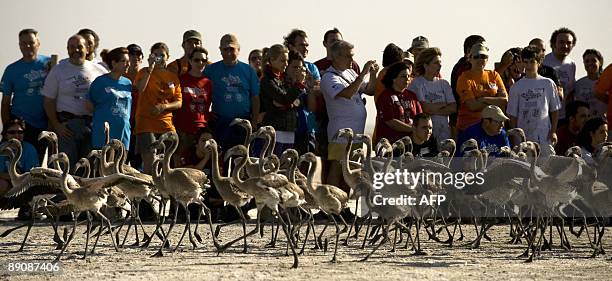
[167,30,203,76]
[456,43,507,138]
[594,63,612,139]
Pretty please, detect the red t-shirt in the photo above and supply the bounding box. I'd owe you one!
[174,73,212,135]
[555,125,577,155]
[374,88,422,144]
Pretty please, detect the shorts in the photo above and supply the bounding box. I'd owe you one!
[135,132,162,154]
[327,142,362,161]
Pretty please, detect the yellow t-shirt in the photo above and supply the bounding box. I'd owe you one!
[456,69,507,130]
[134,68,182,134]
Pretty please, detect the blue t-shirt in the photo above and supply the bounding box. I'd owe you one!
[457,121,510,157]
[0,55,51,129]
[305,61,321,81]
[0,141,39,173]
[203,61,259,119]
[86,74,132,149]
[296,91,318,134]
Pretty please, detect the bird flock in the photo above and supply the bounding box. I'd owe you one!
[1,121,612,268]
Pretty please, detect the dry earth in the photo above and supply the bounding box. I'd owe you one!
[0,210,611,281]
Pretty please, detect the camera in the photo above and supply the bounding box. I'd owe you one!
[154,56,163,63]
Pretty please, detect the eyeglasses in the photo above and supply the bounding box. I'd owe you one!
[192,58,207,63]
[6,130,24,135]
[472,54,488,60]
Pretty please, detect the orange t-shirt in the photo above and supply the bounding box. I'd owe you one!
[167,57,190,77]
[134,68,182,134]
[456,69,507,130]
[374,67,388,102]
[595,63,612,125]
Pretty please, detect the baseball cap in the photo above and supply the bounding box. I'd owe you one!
[403,50,415,65]
[183,30,202,43]
[127,44,143,56]
[410,36,429,49]
[481,105,509,122]
[220,34,240,49]
[470,43,489,57]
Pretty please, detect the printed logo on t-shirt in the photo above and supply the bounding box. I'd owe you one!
[221,74,245,103]
[23,69,47,83]
[557,70,570,86]
[488,82,498,91]
[71,75,91,95]
[519,88,544,115]
[481,142,500,154]
[105,86,131,117]
[26,81,45,96]
[71,75,90,88]
[397,98,414,125]
[183,87,208,113]
[577,87,592,102]
[424,90,443,103]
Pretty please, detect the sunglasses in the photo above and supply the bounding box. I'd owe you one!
[472,54,488,60]
[192,58,207,63]
[6,130,24,135]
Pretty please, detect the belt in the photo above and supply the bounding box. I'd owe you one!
[57,111,91,121]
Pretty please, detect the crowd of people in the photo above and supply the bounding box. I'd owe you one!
[1,27,611,221]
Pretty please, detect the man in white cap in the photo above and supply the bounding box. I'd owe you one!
[457,105,511,157]
[204,34,260,151]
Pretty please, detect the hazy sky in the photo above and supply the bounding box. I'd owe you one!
[1,0,611,133]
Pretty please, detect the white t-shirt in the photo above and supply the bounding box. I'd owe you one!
[575,76,607,118]
[42,59,108,116]
[507,75,562,144]
[321,66,367,143]
[409,76,455,141]
[276,131,295,144]
[543,53,576,119]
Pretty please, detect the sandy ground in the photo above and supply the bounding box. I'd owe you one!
[0,210,611,281]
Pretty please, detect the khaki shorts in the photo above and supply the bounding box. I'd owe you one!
[135,132,162,154]
[328,142,362,161]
